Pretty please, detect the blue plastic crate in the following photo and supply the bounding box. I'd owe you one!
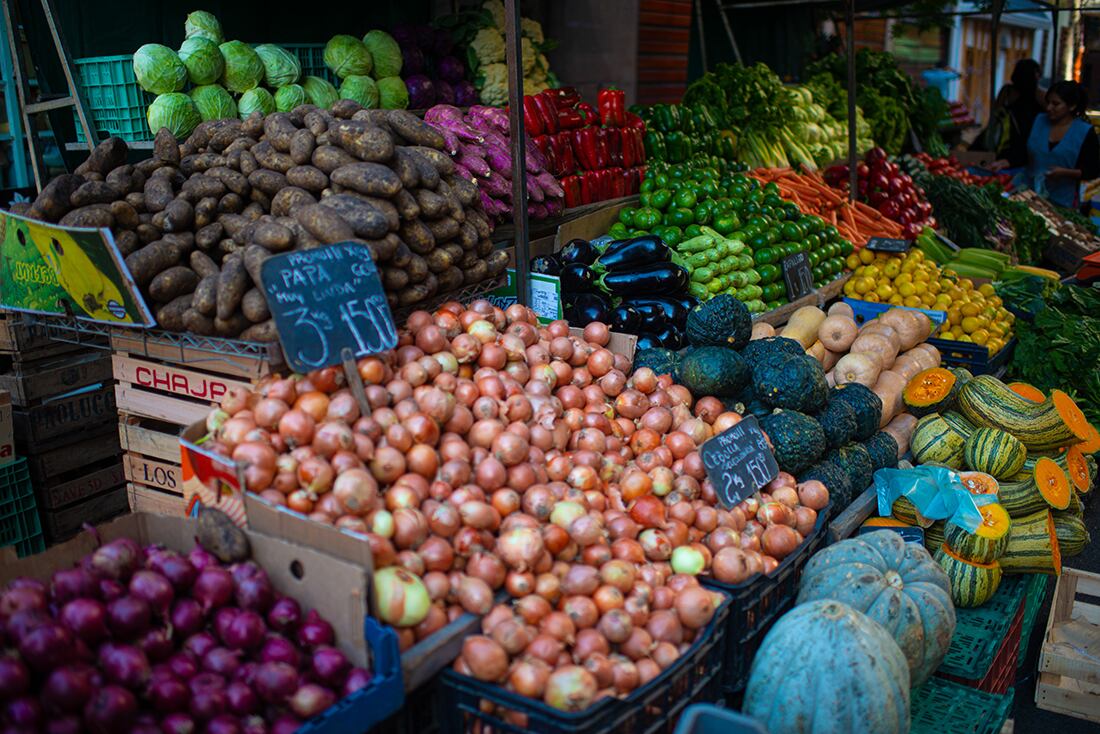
[673,705,768,734]
[0,458,45,557]
[844,297,947,327]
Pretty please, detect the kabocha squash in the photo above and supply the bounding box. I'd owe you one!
[935,546,1003,608]
[740,336,805,365]
[678,347,749,397]
[832,383,884,441]
[943,503,1011,564]
[959,471,1000,497]
[753,353,829,413]
[632,348,681,379]
[816,398,859,450]
[910,413,968,469]
[1008,382,1046,403]
[998,510,1061,575]
[903,367,960,418]
[830,443,874,496]
[925,521,946,554]
[956,375,1091,451]
[963,428,1027,480]
[760,410,827,475]
[997,459,1071,517]
[796,530,955,687]
[685,294,752,349]
[865,431,900,471]
[743,599,911,734]
[1052,514,1090,557]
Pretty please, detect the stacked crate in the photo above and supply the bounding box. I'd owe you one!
[109,329,281,517]
[0,314,124,543]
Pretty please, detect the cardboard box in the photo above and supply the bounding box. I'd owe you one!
[0,390,12,466]
[0,512,372,667]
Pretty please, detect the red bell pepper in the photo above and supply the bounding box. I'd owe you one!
[622,128,636,169]
[629,128,646,166]
[624,111,646,131]
[608,167,626,199]
[551,86,582,109]
[594,128,611,169]
[550,132,575,175]
[598,88,626,128]
[572,128,597,170]
[557,107,584,130]
[561,175,582,208]
[605,127,623,167]
[576,102,597,126]
[531,93,558,134]
[522,96,544,137]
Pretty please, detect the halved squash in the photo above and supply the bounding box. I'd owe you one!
[903,367,959,418]
[1051,391,1093,447]
[1033,456,1072,510]
[891,496,932,527]
[944,503,1011,564]
[1079,422,1100,454]
[1064,445,1092,494]
[959,471,1000,497]
[1008,382,1046,403]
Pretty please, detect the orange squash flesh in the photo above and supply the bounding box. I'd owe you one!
[1008,382,1046,403]
[1051,391,1092,443]
[1079,423,1100,454]
[940,544,999,569]
[959,471,1000,497]
[904,367,956,407]
[974,503,1011,539]
[1034,457,1072,510]
[1064,445,1091,494]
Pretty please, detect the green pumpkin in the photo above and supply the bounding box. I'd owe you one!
[797,529,955,687]
[760,409,826,475]
[744,599,911,733]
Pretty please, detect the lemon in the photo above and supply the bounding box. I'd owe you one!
[956,333,974,343]
[960,302,980,317]
[959,278,974,291]
[947,308,962,325]
[883,261,901,279]
[864,292,881,303]
[989,322,1006,338]
[895,272,913,285]
[909,250,925,263]
[913,270,931,283]
[846,253,862,270]
[864,265,880,278]
[888,294,904,305]
[961,316,980,334]
[858,248,875,265]
[987,337,1005,354]
[913,281,929,296]
[843,280,857,296]
[921,293,938,307]
[903,295,922,308]
[990,295,1003,308]
[971,329,990,345]
[901,260,918,274]
[854,277,874,295]
[978,283,996,297]
[897,282,916,297]
[927,280,942,295]
[876,283,895,300]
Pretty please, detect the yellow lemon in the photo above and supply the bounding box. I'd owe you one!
[901,260,918,274]
[960,303,980,317]
[846,253,862,270]
[897,282,916,297]
[988,323,1006,338]
[978,283,996,297]
[883,261,901,279]
[876,283,895,300]
[888,294,904,305]
[990,295,1003,308]
[958,278,974,291]
[921,293,938,307]
[927,280,941,295]
[895,272,913,286]
[864,292,881,303]
[903,295,922,308]
[858,248,876,265]
[913,281,928,296]
[961,316,981,334]
[843,280,857,296]
[970,329,990,346]
[913,270,930,283]
[987,338,1005,354]
[956,333,974,343]
[854,277,874,295]
[947,308,962,325]
[909,250,925,263]
[864,264,880,278]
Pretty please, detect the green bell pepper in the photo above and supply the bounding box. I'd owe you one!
[644,131,667,161]
[632,207,663,230]
[650,188,673,211]
[666,207,694,228]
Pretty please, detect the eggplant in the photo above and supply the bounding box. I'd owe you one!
[630,303,670,334]
[559,238,599,266]
[635,333,664,350]
[530,255,562,275]
[598,263,688,297]
[559,262,597,293]
[624,297,689,326]
[655,325,684,350]
[563,292,610,325]
[595,235,670,273]
[675,295,699,314]
[609,305,641,334]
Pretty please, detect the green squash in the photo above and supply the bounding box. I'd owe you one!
[753,353,829,413]
[739,335,804,365]
[816,397,858,450]
[797,529,955,687]
[963,427,1027,480]
[685,294,751,349]
[831,383,883,441]
[864,431,900,471]
[744,599,911,733]
[631,347,681,380]
[760,409,826,475]
[826,443,874,496]
[677,346,749,398]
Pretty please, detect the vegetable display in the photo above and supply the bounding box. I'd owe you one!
[0,534,368,733]
[823,147,935,240]
[423,104,564,222]
[16,103,507,338]
[388,23,480,108]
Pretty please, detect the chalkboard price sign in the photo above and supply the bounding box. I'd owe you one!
[866,237,912,253]
[698,415,780,508]
[261,242,398,373]
[782,252,814,301]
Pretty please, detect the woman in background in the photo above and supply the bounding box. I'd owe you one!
[982,59,1044,164]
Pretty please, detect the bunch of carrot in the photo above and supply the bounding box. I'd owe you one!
[749,168,903,247]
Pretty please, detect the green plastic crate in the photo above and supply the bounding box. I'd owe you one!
[910,678,1013,734]
[1017,574,1050,668]
[280,43,335,84]
[72,55,154,143]
[0,458,45,557]
[937,574,1028,679]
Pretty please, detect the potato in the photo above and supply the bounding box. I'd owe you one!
[218,192,244,213]
[447,176,478,207]
[136,223,160,244]
[286,165,328,193]
[304,110,331,136]
[407,254,428,283]
[329,121,394,163]
[155,294,193,331]
[397,283,432,307]
[162,232,194,260]
[399,219,435,255]
[240,320,279,342]
[134,157,165,177]
[208,124,245,153]
[311,145,356,174]
[386,110,445,150]
[425,248,453,273]
[466,209,491,239]
[391,148,420,189]
[242,111,265,139]
[459,249,480,269]
[390,240,413,267]
[278,218,321,250]
[149,266,200,302]
[219,213,249,241]
[205,166,250,197]
[331,99,363,119]
[289,129,316,165]
[437,266,463,293]
[242,288,270,323]
[330,162,402,197]
[263,113,298,153]
[190,250,220,278]
[181,175,227,200]
[476,238,494,257]
[153,128,180,164]
[247,169,287,196]
[426,216,460,243]
[463,260,489,284]
[181,153,226,174]
[391,189,420,221]
[241,201,265,220]
[115,230,141,256]
[351,109,392,129]
[191,274,219,316]
[249,219,295,252]
[408,146,454,176]
[216,255,249,320]
[345,194,399,231]
[252,141,294,173]
[270,186,316,217]
[182,309,216,335]
[486,249,509,276]
[29,174,83,222]
[76,136,127,176]
[401,147,440,190]
[215,312,251,337]
[366,232,400,262]
[59,205,113,228]
[317,195,390,239]
[414,189,447,219]
[69,181,120,207]
[195,222,224,251]
[382,266,409,290]
[456,221,478,250]
[105,166,140,195]
[295,203,354,245]
[125,192,146,212]
[440,242,464,264]
[224,136,256,155]
[193,197,218,228]
[243,245,271,285]
[161,199,194,232]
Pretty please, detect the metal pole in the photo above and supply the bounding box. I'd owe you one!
[846,0,857,204]
[2,0,41,189]
[503,0,530,306]
[991,0,1003,130]
[696,0,708,73]
[715,0,743,65]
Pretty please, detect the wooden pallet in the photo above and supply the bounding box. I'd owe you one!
[12,382,117,446]
[1036,567,1100,723]
[0,350,112,407]
[40,484,129,543]
[22,425,120,482]
[119,414,187,516]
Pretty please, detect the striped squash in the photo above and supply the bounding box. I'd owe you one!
[998,458,1071,517]
[959,471,1000,498]
[1007,382,1046,403]
[1052,514,1090,558]
[924,521,946,555]
[956,375,1091,451]
[1024,445,1092,493]
[935,545,1002,608]
[910,413,968,469]
[963,427,1027,480]
[944,503,1011,564]
[1080,423,1100,454]
[999,510,1061,575]
[891,496,932,527]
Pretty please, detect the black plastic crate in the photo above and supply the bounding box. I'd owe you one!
[437,594,731,734]
[699,505,830,697]
[673,705,767,734]
[375,678,442,734]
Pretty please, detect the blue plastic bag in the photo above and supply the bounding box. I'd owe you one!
[874,465,993,532]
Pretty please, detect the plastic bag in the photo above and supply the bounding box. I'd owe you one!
[874,465,993,533]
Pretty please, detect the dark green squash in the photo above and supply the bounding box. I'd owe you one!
[816,398,858,450]
[760,409,827,475]
[753,353,829,413]
[829,443,874,496]
[632,347,681,379]
[685,294,752,349]
[864,431,900,471]
[739,336,804,366]
[831,383,884,441]
[677,346,749,398]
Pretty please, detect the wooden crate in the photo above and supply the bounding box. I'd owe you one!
[127,482,188,517]
[40,484,129,543]
[113,353,253,427]
[36,458,125,511]
[0,351,112,407]
[0,314,53,353]
[22,425,121,483]
[1036,567,1100,723]
[109,328,282,382]
[12,382,117,446]
[119,414,186,516]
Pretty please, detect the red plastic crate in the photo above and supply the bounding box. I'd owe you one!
[940,597,1025,694]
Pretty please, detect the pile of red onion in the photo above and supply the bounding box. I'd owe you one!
[0,538,369,734]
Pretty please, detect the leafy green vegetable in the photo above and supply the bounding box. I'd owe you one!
[147,92,200,137]
[178,37,224,86]
[219,41,264,93]
[274,84,307,112]
[185,10,223,44]
[377,76,409,109]
[238,87,275,118]
[254,44,301,88]
[339,75,379,108]
[190,84,237,121]
[362,30,402,78]
[302,75,339,108]
[324,35,373,79]
[133,44,187,95]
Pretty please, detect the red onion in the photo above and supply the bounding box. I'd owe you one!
[261,636,301,667]
[83,685,137,734]
[296,610,335,648]
[129,570,174,614]
[42,664,97,713]
[18,622,73,672]
[183,632,217,659]
[311,646,350,687]
[225,610,266,650]
[232,563,275,614]
[288,683,336,718]
[0,656,29,698]
[270,715,303,734]
[266,597,301,635]
[140,627,174,662]
[147,551,196,593]
[147,675,189,713]
[170,599,204,637]
[203,646,242,677]
[226,680,259,715]
[235,661,259,686]
[97,579,125,602]
[49,568,96,605]
[5,696,41,728]
[6,608,49,642]
[0,585,46,619]
[106,596,151,639]
[188,547,219,571]
[343,667,373,695]
[45,715,82,734]
[160,712,197,734]
[255,661,299,704]
[90,538,142,581]
[205,713,243,734]
[168,652,199,681]
[189,686,228,722]
[240,715,268,734]
[59,598,108,643]
[215,607,241,643]
[98,642,150,688]
[193,567,234,613]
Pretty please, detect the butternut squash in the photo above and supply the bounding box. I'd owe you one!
[899,346,936,373]
[850,332,900,370]
[818,315,859,352]
[806,340,827,363]
[873,370,908,426]
[911,311,935,341]
[834,352,882,388]
[884,413,919,457]
[828,300,855,319]
[889,354,924,383]
[780,306,827,349]
[751,321,776,340]
[822,348,842,372]
[910,342,942,367]
[878,309,923,351]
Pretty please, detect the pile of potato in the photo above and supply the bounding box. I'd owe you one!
[16,101,508,340]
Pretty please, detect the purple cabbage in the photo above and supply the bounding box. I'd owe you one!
[454,80,479,107]
[431,29,455,57]
[400,44,426,75]
[434,80,456,106]
[405,75,436,110]
[436,56,465,84]
[389,25,417,47]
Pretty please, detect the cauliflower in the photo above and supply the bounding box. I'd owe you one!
[536,54,551,73]
[521,37,536,74]
[472,28,506,67]
[483,0,505,30]
[521,18,544,44]
[478,63,508,106]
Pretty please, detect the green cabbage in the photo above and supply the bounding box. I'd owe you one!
[184,10,223,44]
[324,35,372,79]
[190,84,237,121]
[377,77,408,110]
[147,92,201,138]
[301,75,339,109]
[254,44,301,88]
[133,44,187,95]
[275,84,308,112]
[338,75,378,108]
[219,40,264,93]
[362,30,401,78]
[178,37,224,86]
[238,87,276,119]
